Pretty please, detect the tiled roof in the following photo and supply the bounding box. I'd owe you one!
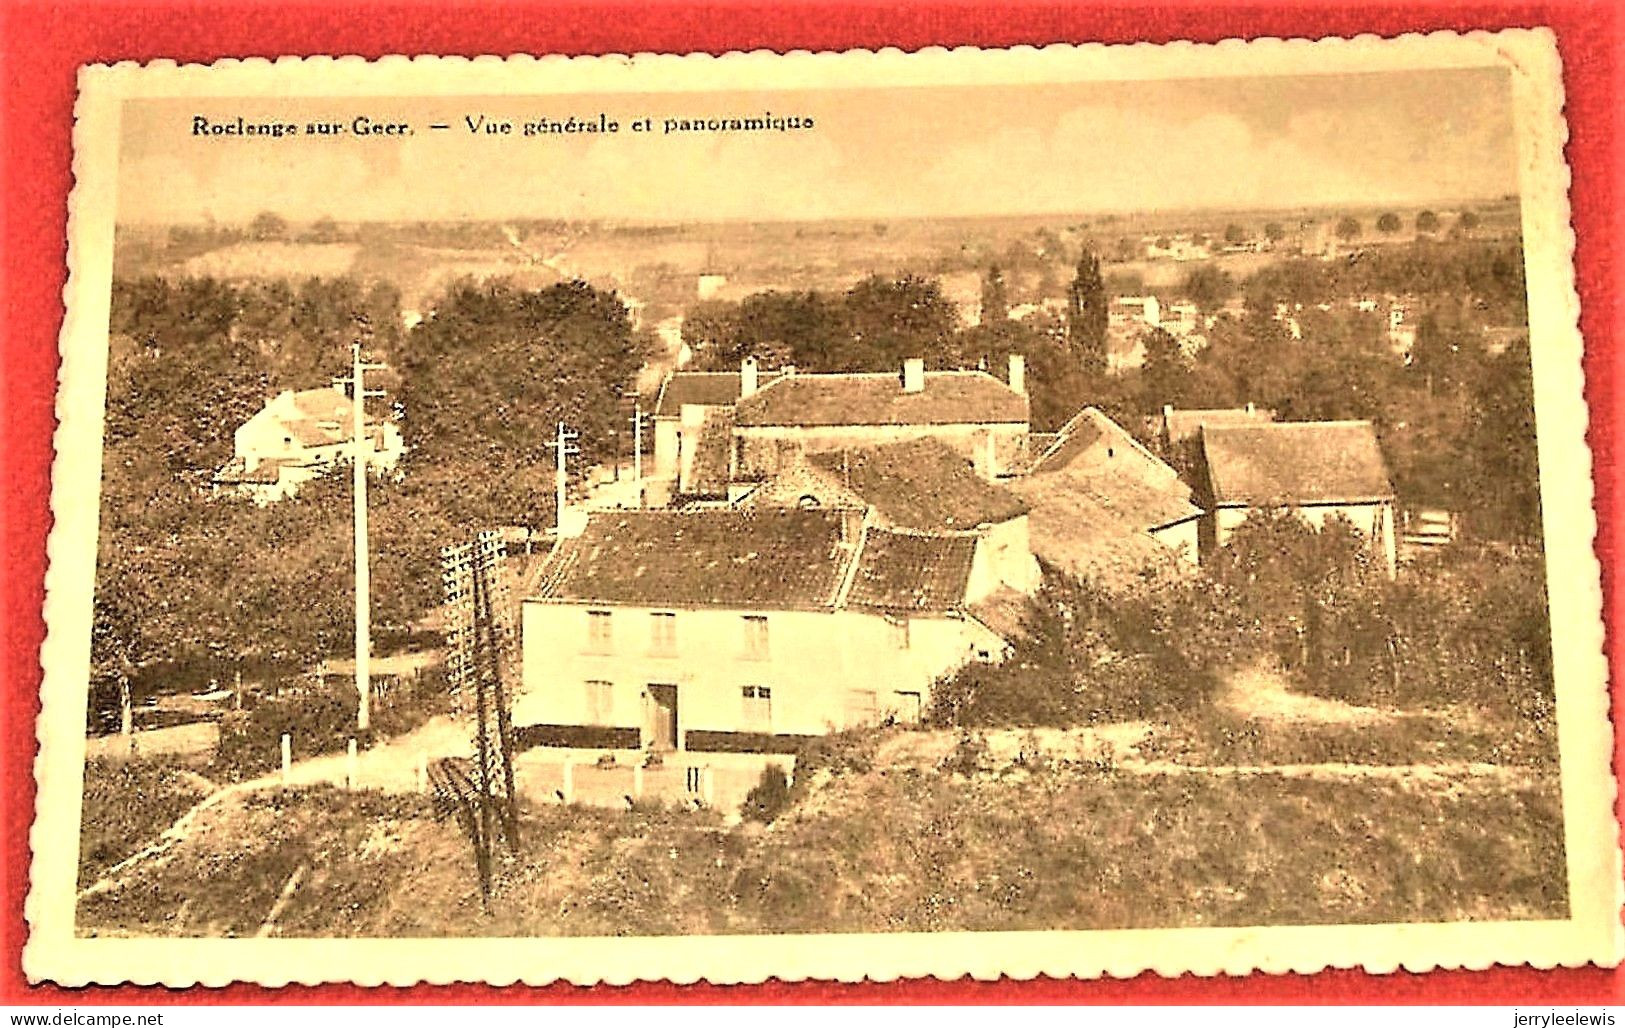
[652,371,777,417]
[808,438,1028,531]
[734,371,1028,427]
[845,529,978,612]
[1201,421,1394,506]
[967,587,1032,641]
[1009,408,1202,589]
[686,407,735,497]
[274,389,385,448]
[288,388,354,422]
[534,510,851,609]
[1010,469,1199,589]
[1162,406,1273,445]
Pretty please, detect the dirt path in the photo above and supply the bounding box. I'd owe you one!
[78,717,471,903]
[1114,757,1542,791]
[1217,663,1401,726]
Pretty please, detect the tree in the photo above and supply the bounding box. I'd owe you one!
[1139,327,1189,409]
[979,263,1009,325]
[401,278,642,480]
[1376,212,1402,234]
[1211,509,1387,676]
[1457,210,1482,233]
[249,211,288,242]
[1416,210,1441,233]
[1223,223,1246,245]
[841,275,959,369]
[307,215,340,244]
[1180,264,1236,311]
[1065,250,1108,375]
[1335,216,1361,241]
[1264,222,1286,244]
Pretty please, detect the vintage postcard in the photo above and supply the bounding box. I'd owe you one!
[27,31,1619,986]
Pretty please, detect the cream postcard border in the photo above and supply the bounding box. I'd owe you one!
[27,30,1620,986]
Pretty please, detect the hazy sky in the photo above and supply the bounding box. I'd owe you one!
[117,66,1517,225]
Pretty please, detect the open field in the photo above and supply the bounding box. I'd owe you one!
[113,197,1522,323]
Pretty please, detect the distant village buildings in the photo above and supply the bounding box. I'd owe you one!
[213,386,403,502]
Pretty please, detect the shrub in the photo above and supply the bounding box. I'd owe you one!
[740,766,793,823]
[214,664,452,779]
[927,563,1240,729]
[937,731,991,777]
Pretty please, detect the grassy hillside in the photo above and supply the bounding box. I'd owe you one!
[78,732,1565,938]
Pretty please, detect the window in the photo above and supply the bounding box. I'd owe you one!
[649,611,677,656]
[585,680,613,725]
[585,610,613,654]
[742,685,772,732]
[886,614,910,650]
[741,615,769,660]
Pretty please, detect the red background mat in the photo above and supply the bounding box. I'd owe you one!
[1,0,1619,1005]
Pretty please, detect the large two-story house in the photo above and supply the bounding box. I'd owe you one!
[516,508,1011,755]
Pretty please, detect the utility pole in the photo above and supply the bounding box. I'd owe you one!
[632,401,642,504]
[335,339,388,732]
[545,421,580,537]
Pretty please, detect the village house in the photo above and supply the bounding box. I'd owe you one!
[736,436,1042,596]
[649,355,1032,504]
[516,509,1010,755]
[1157,403,1275,472]
[212,385,403,502]
[1192,420,1399,577]
[1009,407,1203,586]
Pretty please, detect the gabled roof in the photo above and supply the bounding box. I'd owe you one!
[1162,406,1274,445]
[1201,421,1394,506]
[734,371,1028,428]
[651,371,780,417]
[846,529,978,612]
[1008,407,1202,589]
[808,438,1028,531]
[531,510,983,616]
[258,388,386,449]
[534,510,851,609]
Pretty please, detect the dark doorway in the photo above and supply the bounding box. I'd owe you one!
[646,684,679,750]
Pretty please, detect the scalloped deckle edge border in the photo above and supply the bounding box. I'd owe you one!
[26,30,1621,987]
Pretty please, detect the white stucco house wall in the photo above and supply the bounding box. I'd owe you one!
[213,385,403,502]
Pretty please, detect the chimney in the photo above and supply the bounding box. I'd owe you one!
[1163,403,1175,424]
[1245,401,1256,415]
[902,357,925,394]
[1008,353,1026,395]
[740,357,759,398]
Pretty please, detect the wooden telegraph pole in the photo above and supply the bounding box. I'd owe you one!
[335,338,388,732]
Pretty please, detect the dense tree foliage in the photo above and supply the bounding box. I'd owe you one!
[682,275,956,374]
[933,520,1553,728]
[1066,251,1109,374]
[95,273,643,714]
[979,264,1008,324]
[927,564,1237,727]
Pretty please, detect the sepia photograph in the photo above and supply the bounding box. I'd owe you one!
[26,32,1618,985]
